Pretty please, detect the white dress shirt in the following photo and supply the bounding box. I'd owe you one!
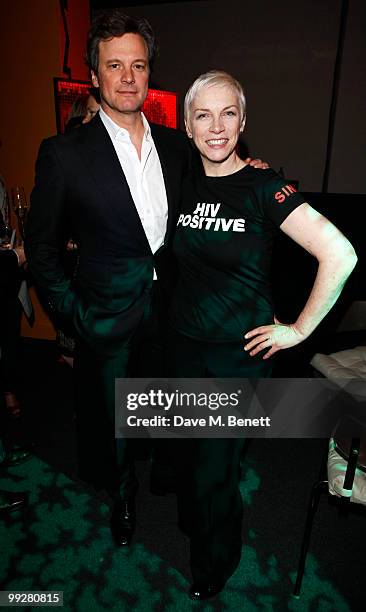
[99,108,168,257]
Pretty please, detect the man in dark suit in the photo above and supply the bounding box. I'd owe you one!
[25,11,190,546]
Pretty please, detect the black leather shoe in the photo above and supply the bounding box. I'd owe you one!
[0,490,28,514]
[0,448,32,468]
[110,498,136,546]
[189,582,226,601]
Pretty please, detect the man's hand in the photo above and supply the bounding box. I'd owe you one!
[244,157,269,169]
[244,317,306,359]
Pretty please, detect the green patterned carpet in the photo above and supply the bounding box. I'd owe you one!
[0,453,356,612]
[1,340,363,610]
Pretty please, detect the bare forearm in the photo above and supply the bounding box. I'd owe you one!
[293,244,357,338]
[245,203,357,359]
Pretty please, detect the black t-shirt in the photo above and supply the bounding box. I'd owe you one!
[169,165,306,342]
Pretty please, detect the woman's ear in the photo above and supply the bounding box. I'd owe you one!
[240,115,246,133]
[185,119,193,139]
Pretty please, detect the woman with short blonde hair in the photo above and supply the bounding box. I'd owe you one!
[167,70,357,601]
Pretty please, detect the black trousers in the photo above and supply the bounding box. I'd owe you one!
[73,284,164,499]
[166,329,272,585]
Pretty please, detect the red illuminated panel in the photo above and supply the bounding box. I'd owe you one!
[142,89,178,129]
[54,80,178,132]
[54,78,91,133]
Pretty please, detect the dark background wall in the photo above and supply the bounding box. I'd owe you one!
[118,0,365,194]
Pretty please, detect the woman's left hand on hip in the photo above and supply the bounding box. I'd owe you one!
[244,317,306,359]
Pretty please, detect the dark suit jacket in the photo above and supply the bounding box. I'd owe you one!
[25,114,190,356]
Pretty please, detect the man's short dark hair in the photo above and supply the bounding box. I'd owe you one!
[87,10,157,73]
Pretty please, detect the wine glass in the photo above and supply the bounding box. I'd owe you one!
[11,185,29,240]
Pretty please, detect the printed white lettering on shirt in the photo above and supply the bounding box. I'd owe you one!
[177,202,246,233]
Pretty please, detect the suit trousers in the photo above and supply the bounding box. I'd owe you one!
[73,282,164,499]
[165,328,272,585]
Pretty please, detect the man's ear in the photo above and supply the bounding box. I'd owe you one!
[91,71,99,88]
[185,119,193,139]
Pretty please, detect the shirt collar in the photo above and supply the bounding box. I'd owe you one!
[99,107,151,142]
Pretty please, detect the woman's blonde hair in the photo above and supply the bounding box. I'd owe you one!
[184,70,246,123]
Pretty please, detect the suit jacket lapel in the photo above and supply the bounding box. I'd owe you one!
[77,114,151,253]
